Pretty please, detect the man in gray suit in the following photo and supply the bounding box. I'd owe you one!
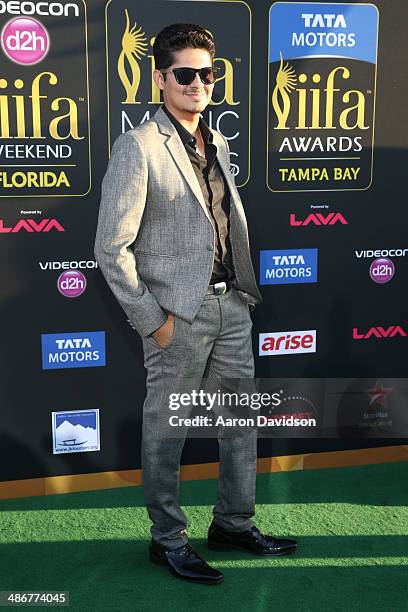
[95,23,297,584]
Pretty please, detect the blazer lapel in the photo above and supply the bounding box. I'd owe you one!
[153,107,212,225]
[215,140,237,201]
[212,132,248,230]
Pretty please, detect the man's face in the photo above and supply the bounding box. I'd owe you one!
[154,47,214,117]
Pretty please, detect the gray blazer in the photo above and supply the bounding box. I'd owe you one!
[94,106,262,338]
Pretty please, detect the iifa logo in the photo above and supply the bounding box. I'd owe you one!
[0,73,84,140]
[0,0,90,197]
[272,58,368,133]
[115,13,237,108]
[267,3,378,192]
[52,408,100,454]
[41,331,106,370]
[106,0,250,184]
[260,249,318,285]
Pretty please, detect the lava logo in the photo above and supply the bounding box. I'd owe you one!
[259,330,317,356]
[353,326,407,340]
[290,212,347,226]
[57,270,86,298]
[41,331,106,370]
[369,257,395,284]
[52,408,100,454]
[106,1,250,185]
[0,218,65,232]
[267,3,378,192]
[260,249,318,285]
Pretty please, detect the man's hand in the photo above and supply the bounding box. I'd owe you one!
[151,313,175,348]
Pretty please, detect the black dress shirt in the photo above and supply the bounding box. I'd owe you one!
[162,105,234,283]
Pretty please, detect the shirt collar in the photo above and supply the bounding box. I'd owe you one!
[162,105,213,150]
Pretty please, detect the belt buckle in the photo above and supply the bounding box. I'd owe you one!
[213,281,227,295]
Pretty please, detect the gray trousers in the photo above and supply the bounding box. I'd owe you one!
[140,287,257,550]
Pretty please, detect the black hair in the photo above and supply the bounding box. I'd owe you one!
[153,23,215,71]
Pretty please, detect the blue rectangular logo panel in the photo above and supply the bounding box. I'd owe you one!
[269,3,378,64]
[42,331,106,370]
[267,2,379,191]
[260,249,318,285]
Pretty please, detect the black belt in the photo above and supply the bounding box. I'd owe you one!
[207,280,230,295]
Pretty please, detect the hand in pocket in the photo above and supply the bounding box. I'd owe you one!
[151,313,175,348]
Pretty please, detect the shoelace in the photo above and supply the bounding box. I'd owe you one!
[251,526,276,548]
[169,543,205,562]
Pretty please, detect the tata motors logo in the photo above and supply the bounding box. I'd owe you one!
[52,408,100,454]
[259,330,317,356]
[0,0,90,197]
[267,3,378,191]
[105,1,250,185]
[352,326,407,340]
[260,249,318,285]
[41,331,106,370]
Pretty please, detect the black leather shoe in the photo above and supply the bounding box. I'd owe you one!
[207,521,298,556]
[149,540,224,584]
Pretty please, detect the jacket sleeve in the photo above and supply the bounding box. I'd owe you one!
[94,131,167,337]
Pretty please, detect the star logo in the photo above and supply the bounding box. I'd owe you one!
[365,380,393,408]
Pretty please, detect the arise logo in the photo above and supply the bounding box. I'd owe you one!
[290,212,348,226]
[259,330,317,356]
[353,326,407,340]
[0,218,65,232]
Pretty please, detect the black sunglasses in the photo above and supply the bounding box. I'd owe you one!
[161,66,219,86]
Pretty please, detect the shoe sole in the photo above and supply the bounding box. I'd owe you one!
[207,540,298,556]
[149,551,224,585]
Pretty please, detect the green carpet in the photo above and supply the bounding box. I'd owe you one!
[0,461,407,612]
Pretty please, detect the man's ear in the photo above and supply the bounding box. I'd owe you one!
[153,69,165,91]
